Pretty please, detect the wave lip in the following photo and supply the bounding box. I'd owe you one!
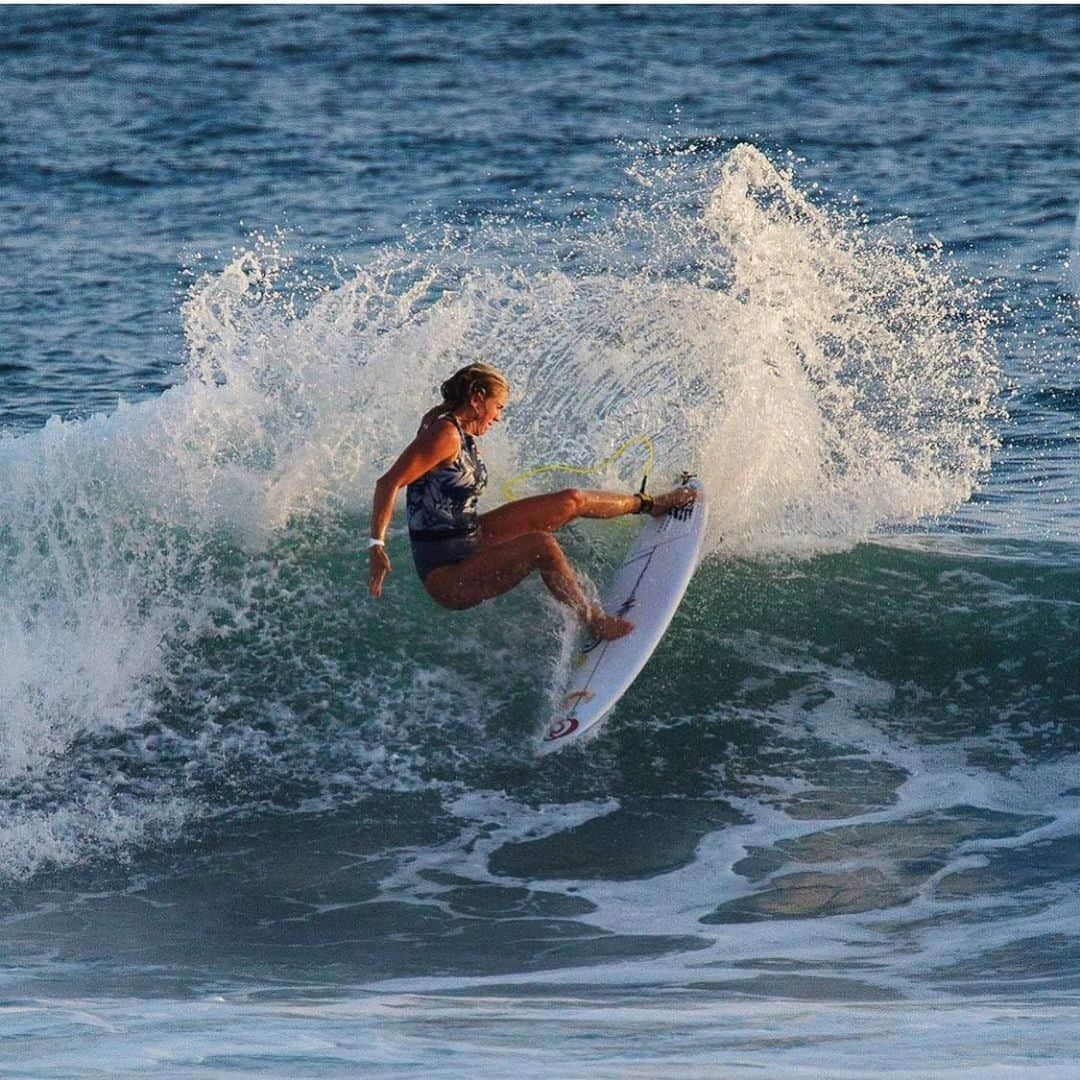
[696,143,998,554]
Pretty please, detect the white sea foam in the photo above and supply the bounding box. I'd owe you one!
[7,993,1080,1078]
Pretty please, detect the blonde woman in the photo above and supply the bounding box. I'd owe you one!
[368,363,695,640]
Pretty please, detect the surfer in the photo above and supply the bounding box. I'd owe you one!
[367,363,696,640]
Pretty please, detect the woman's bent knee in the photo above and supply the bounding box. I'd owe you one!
[558,488,585,519]
[526,529,563,565]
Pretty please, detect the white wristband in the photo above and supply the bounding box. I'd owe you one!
[367,538,385,549]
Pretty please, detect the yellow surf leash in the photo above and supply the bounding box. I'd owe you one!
[501,434,656,503]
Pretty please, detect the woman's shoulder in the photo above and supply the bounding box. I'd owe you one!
[414,413,462,462]
[418,412,460,437]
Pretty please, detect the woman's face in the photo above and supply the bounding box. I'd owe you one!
[471,386,509,435]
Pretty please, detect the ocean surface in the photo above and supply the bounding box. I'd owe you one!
[1,5,1078,1076]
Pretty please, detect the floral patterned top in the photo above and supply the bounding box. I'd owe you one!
[406,414,487,537]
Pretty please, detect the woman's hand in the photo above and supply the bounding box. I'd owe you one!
[369,545,392,597]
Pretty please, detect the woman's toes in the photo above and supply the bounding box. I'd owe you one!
[651,486,697,516]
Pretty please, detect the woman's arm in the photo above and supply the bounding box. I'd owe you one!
[368,420,460,598]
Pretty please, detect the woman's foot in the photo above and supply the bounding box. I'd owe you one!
[586,609,634,641]
[650,485,697,516]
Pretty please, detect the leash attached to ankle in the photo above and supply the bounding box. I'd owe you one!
[634,469,653,514]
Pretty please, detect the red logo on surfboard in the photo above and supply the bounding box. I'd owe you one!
[544,716,579,741]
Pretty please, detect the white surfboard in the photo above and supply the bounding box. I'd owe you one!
[538,476,708,755]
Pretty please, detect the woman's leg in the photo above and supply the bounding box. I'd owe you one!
[424,530,633,640]
[478,486,695,546]
[478,488,635,546]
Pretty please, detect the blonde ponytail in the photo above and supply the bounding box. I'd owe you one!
[419,363,509,431]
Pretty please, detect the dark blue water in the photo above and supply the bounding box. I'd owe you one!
[1,6,1078,1076]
